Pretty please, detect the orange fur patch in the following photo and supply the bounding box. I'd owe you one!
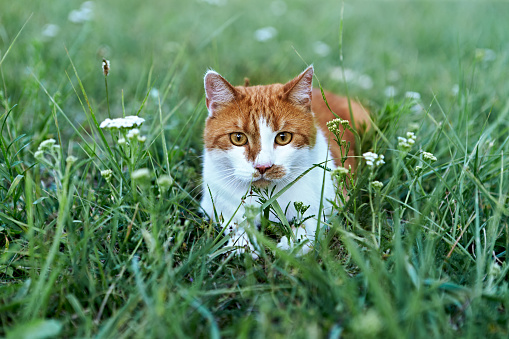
[311,88,370,169]
[203,84,317,162]
[204,71,370,169]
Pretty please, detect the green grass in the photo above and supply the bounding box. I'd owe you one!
[1,0,509,337]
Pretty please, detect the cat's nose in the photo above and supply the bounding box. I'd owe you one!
[255,164,272,175]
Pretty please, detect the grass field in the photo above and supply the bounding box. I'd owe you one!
[1,0,509,337]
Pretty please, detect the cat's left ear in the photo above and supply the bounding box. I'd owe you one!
[282,65,314,111]
[204,70,238,117]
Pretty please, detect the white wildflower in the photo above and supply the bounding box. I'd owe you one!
[313,41,331,57]
[358,74,373,90]
[132,168,151,180]
[421,151,437,162]
[371,181,384,189]
[326,118,349,134]
[68,2,94,23]
[34,150,44,160]
[384,86,397,97]
[38,138,56,151]
[398,131,417,150]
[127,128,140,140]
[332,166,349,179]
[41,24,59,38]
[99,115,145,129]
[101,169,113,182]
[363,152,385,167]
[254,27,277,42]
[118,137,127,145]
[66,155,78,164]
[405,91,421,100]
[149,88,159,99]
[137,135,147,143]
[157,175,174,189]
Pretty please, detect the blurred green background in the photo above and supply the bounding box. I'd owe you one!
[2,0,508,147]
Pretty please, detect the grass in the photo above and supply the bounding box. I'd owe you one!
[1,0,509,337]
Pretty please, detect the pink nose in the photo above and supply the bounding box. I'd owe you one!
[255,164,272,175]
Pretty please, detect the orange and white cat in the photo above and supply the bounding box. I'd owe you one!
[201,66,369,257]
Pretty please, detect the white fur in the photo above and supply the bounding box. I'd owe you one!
[201,116,336,257]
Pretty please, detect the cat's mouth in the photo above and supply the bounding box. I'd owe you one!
[251,177,271,189]
[251,165,286,188]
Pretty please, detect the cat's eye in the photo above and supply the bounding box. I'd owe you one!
[275,132,293,146]
[230,132,248,146]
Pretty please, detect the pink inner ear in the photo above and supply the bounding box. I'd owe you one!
[283,66,314,108]
[204,70,237,116]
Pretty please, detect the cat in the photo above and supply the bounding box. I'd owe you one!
[201,66,369,257]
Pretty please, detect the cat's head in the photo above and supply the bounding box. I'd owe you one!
[203,66,318,189]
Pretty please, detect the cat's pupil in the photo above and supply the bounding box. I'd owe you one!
[236,134,242,141]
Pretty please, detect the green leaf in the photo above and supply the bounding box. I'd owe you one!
[6,319,62,339]
[6,174,23,198]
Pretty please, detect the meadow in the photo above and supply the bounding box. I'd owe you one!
[1,0,509,337]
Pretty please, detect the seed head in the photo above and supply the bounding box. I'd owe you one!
[102,59,110,76]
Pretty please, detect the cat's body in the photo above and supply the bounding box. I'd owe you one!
[201,66,369,256]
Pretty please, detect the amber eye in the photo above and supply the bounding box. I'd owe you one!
[230,132,248,146]
[275,132,293,146]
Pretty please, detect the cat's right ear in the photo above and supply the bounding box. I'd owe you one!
[204,70,238,117]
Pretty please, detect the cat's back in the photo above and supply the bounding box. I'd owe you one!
[311,88,370,169]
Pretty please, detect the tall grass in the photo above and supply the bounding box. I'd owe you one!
[1,0,509,337]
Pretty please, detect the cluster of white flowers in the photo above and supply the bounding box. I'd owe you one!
[132,168,151,181]
[398,131,416,150]
[34,138,60,160]
[41,24,59,39]
[101,169,113,183]
[99,116,145,129]
[421,151,437,162]
[326,118,350,134]
[363,152,385,168]
[157,175,174,190]
[126,128,147,143]
[66,155,78,165]
[371,181,384,190]
[405,91,421,100]
[68,1,94,23]
[331,166,349,180]
[254,27,277,42]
